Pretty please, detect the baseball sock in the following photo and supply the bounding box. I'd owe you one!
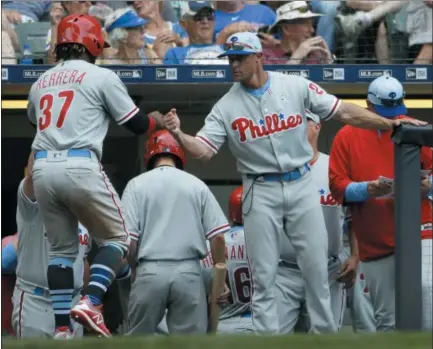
[116,264,131,280]
[87,244,123,307]
[48,258,75,329]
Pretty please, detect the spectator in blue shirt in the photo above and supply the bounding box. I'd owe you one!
[164,2,228,65]
[2,1,51,25]
[214,0,276,37]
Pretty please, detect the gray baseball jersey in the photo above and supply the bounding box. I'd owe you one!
[27,60,139,159]
[280,153,345,263]
[195,72,340,174]
[15,179,90,293]
[122,166,230,260]
[201,226,251,320]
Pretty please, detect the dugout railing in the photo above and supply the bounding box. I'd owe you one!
[393,124,433,330]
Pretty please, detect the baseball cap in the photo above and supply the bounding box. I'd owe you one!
[105,9,148,33]
[183,1,214,18]
[306,110,320,123]
[367,75,407,117]
[270,1,322,32]
[218,32,263,58]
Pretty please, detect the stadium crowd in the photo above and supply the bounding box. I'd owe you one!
[1,0,432,65]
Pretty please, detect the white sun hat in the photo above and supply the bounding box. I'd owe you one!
[270,1,322,32]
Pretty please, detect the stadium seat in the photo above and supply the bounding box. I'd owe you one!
[14,22,50,59]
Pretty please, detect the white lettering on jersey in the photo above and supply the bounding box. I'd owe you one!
[36,70,87,90]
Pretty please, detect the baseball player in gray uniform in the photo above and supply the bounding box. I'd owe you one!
[12,153,89,339]
[201,186,254,334]
[162,32,424,334]
[343,211,376,333]
[277,111,357,333]
[122,130,228,335]
[26,15,163,337]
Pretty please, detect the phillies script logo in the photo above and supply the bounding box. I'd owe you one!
[79,227,89,246]
[319,189,339,207]
[232,113,303,143]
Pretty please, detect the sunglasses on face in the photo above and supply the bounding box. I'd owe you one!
[194,13,215,22]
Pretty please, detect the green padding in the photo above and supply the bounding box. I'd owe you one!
[3,333,432,349]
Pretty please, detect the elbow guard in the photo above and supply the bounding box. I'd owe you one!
[122,112,156,136]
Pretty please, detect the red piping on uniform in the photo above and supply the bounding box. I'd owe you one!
[118,107,139,124]
[325,99,340,120]
[98,162,129,238]
[206,224,230,238]
[196,136,218,152]
[18,291,24,338]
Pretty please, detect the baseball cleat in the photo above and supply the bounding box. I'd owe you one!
[70,296,111,338]
[53,326,73,340]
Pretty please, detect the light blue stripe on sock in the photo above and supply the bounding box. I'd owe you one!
[52,295,72,302]
[50,289,74,295]
[90,274,112,283]
[53,302,72,309]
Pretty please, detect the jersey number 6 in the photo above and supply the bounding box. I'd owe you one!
[226,266,251,304]
[38,90,75,131]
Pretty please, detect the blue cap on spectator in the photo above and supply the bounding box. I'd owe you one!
[105,9,147,33]
[368,75,408,117]
[183,1,214,17]
[218,32,263,58]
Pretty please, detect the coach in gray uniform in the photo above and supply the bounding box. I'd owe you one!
[122,130,228,335]
[13,153,89,339]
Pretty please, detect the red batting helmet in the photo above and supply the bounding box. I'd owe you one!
[56,14,110,58]
[229,186,243,225]
[145,130,186,170]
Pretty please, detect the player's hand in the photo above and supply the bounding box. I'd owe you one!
[421,176,432,196]
[209,283,230,306]
[367,179,392,198]
[392,118,428,127]
[337,255,359,289]
[148,110,164,130]
[163,108,181,135]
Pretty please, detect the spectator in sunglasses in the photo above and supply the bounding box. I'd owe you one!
[128,0,187,59]
[103,8,160,64]
[164,2,228,65]
[263,1,333,64]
